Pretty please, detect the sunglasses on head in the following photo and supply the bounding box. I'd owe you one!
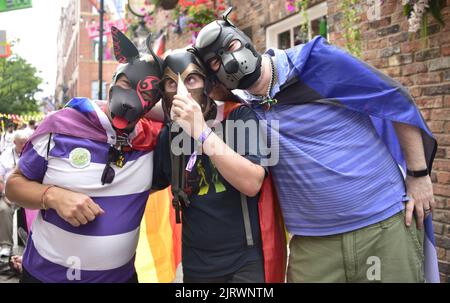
[101,147,123,185]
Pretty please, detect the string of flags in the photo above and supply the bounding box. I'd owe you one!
[0,112,44,125]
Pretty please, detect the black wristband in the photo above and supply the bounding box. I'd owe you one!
[406,168,429,177]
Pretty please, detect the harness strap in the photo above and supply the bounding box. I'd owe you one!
[240,193,254,247]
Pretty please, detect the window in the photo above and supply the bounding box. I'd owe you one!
[266,2,328,49]
[92,81,107,100]
[92,36,113,61]
[278,30,291,50]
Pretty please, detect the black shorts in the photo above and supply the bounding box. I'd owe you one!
[183,259,265,283]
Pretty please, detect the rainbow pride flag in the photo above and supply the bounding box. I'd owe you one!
[135,187,182,282]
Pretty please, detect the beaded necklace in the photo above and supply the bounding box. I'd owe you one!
[258,55,278,110]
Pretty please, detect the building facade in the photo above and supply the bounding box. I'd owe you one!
[154,0,450,282]
[55,0,119,106]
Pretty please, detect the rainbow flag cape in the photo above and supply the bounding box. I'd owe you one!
[135,189,182,282]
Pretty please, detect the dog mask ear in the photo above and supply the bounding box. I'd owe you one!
[111,26,139,63]
[145,32,164,76]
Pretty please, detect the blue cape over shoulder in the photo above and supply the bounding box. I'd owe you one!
[280,36,439,282]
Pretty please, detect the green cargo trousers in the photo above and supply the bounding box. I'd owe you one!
[287,211,425,283]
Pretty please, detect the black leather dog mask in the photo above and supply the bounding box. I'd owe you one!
[193,8,262,90]
[161,51,217,122]
[109,26,163,130]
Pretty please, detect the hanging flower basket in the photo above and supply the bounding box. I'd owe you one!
[172,0,226,36]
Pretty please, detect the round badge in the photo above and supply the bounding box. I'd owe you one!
[69,148,91,169]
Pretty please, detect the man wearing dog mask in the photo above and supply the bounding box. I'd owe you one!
[151,49,287,283]
[194,8,439,283]
[6,27,163,283]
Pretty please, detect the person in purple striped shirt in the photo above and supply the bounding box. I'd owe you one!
[192,9,438,282]
[5,27,163,283]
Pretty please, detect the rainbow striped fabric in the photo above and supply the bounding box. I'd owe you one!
[135,189,182,283]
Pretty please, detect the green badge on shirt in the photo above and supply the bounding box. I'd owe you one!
[69,148,91,169]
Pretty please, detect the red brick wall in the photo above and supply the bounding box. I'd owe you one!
[56,0,81,104]
[157,0,450,282]
[156,0,320,52]
[56,0,119,102]
[78,0,118,100]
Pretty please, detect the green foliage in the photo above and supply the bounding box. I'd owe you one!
[403,0,445,25]
[403,3,412,17]
[428,0,445,26]
[172,3,182,20]
[186,4,216,31]
[296,0,309,40]
[421,13,428,39]
[171,2,219,34]
[342,0,361,58]
[0,48,42,114]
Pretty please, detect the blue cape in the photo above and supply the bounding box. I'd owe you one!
[279,36,439,282]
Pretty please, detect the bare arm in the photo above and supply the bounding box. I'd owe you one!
[6,167,52,209]
[6,167,104,227]
[202,132,265,197]
[393,122,435,229]
[172,94,265,197]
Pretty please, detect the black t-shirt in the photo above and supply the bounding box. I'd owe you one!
[152,105,266,278]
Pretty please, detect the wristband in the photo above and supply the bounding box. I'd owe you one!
[197,127,213,144]
[41,185,56,210]
[406,168,429,178]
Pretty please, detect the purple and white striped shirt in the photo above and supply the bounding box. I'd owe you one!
[19,130,153,282]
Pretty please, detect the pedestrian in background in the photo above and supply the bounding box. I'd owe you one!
[0,130,30,259]
[1,123,16,154]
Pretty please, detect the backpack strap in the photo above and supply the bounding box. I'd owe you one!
[169,126,189,224]
[240,193,254,247]
[221,111,255,247]
[46,133,53,160]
